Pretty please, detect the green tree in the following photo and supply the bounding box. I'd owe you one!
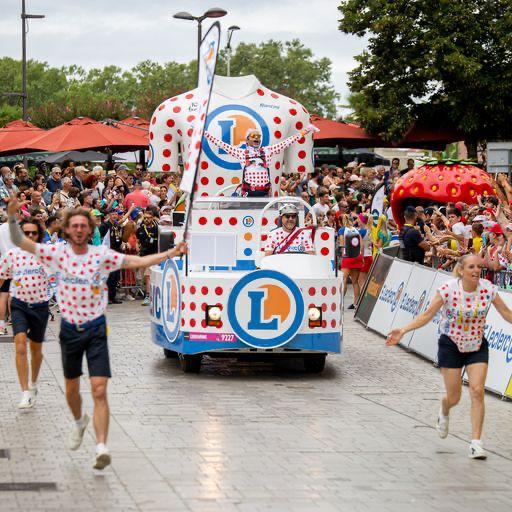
[216,39,339,117]
[338,0,512,145]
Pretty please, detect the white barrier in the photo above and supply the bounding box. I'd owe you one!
[359,257,512,399]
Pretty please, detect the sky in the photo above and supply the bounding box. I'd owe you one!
[0,0,367,111]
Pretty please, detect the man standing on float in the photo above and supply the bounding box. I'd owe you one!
[204,124,318,197]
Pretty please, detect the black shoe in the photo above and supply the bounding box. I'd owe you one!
[348,304,355,310]
[109,299,123,305]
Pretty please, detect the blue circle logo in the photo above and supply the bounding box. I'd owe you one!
[227,270,305,348]
[202,105,270,171]
[161,259,181,343]
[242,215,254,227]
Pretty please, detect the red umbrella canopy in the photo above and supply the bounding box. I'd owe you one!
[397,122,462,149]
[117,116,150,140]
[7,116,148,154]
[0,120,44,153]
[311,114,383,148]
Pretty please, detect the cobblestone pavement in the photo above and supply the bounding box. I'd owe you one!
[1,299,512,512]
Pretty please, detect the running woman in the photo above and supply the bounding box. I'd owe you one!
[0,218,50,409]
[7,199,187,470]
[386,254,512,459]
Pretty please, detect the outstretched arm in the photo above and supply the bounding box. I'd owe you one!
[7,196,36,254]
[203,131,244,160]
[386,292,444,346]
[492,293,512,324]
[122,241,188,270]
[265,123,318,157]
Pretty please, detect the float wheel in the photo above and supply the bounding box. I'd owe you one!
[303,354,326,373]
[163,348,178,359]
[179,354,202,373]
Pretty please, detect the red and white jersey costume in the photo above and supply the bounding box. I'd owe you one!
[0,248,50,303]
[265,227,314,254]
[35,243,124,325]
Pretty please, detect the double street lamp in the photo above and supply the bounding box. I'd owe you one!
[226,25,240,77]
[173,7,227,76]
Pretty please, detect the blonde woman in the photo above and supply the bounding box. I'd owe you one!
[387,254,512,459]
[338,214,363,309]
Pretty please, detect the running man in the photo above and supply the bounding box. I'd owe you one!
[204,124,318,197]
[387,254,512,459]
[7,199,187,470]
[0,218,50,409]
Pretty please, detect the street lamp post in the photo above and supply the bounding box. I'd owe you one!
[226,25,240,77]
[173,8,227,78]
[21,0,45,121]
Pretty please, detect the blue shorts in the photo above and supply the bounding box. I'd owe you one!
[437,334,489,369]
[11,298,50,343]
[59,316,111,379]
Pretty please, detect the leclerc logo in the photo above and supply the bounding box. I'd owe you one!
[161,259,181,343]
[203,105,270,171]
[227,270,305,348]
[147,143,155,168]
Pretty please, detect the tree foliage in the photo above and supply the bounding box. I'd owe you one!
[338,0,512,143]
[0,39,338,128]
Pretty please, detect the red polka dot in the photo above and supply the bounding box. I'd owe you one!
[290,99,297,105]
[274,177,279,184]
[166,119,175,127]
[187,115,195,122]
[201,303,207,311]
[331,303,337,312]
[163,149,171,158]
[309,287,316,296]
[321,247,329,256]
[229,217,237,225]
[295,121,303,130]
[298,165,306,172]
[321,287,327,296]
[275,162,281,170]
[171,97,178,102]
[331,320,337,328]
[201,177,209,185]
[150,132,154,140]
[298,150,306,159]
[162,164,170,172]
[289,108,297,116]
[181,318,185,327]
[214,217,222,225]
[262,217,268,226]
[261,234,268,241]
[164,133,172,142]
[274,131,282,138]
[151,117,156,125]
[271,93,279,99]
[173,106,181,113]
[215,287,223,295]
[331,287,337,295]
[190,303,196,311]
[181,285,185,293]
[182,302,186,310]
[185,93,194,99]
[201,161,209,170]
[216,176,224,185]
[201,192,208,197]
[321,232,330,241]
[298,137,305,145]
[199,217,207,225]
[201,319,207,328]
[201,286,208,295]
[177,129,182,136]
[187,128,193,137]
[257,88,264,96]
[190,319,196,327]
[273,117,281,124]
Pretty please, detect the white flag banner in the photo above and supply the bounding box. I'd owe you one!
[179,21,221,194]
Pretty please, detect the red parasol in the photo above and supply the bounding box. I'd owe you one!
[5,116,148,154]
[0,120,45,153]
[396,122,462,149]
[311,114,383,148]
[116,116,149,141]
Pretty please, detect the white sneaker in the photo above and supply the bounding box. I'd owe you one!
[125,294,135,301]
[469,441,487,460]
[18,391,34,409]
[68,414,90,451]
[435,407,449,439]
[29,384,38,406]
[93,445,111,470]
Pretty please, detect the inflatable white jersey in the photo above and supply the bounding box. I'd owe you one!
[148,75,314,197]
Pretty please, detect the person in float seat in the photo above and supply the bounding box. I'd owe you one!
[264,203,315,256]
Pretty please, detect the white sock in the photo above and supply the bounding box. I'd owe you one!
[22,390,31,397]
[439,406,449,419]
[471,439,482,445]
[96,442,107,454]
[75,414,86,429]
[0,320,5,329]
[30,381,37,389]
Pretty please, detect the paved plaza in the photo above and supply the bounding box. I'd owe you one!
[0,301,512,512]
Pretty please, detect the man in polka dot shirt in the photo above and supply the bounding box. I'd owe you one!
[204,124,318,197]
[7,198,187,471]
[0,218,50,410]
[265,203,315,256]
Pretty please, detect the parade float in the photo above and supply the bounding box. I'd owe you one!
[147,25,342,373]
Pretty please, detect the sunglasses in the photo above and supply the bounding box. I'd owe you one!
[23,230,38,236]
[282,214,298,219]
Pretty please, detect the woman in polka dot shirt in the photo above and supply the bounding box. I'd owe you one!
[204,124,318,197]
[386,254,512,460]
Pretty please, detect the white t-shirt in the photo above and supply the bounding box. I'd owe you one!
[312,202,330,217]
[265,227,314,254]
[0,248,50,303]
[35,243,124,325]
[438,278,497,352]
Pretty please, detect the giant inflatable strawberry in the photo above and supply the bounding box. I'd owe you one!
[391,159,497,227]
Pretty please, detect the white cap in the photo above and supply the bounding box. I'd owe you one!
[278,203,299,216]
[141,181,151,189]
[92,165,103,172]
[349,174,362,182]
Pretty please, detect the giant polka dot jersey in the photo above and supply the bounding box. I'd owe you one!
[35,243,124,325]
[437,278,497,352]
[265,227,314,254]
[0,248,50,303]
[148,80,313,197]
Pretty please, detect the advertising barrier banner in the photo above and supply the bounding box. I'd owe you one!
[355,254,393,325]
